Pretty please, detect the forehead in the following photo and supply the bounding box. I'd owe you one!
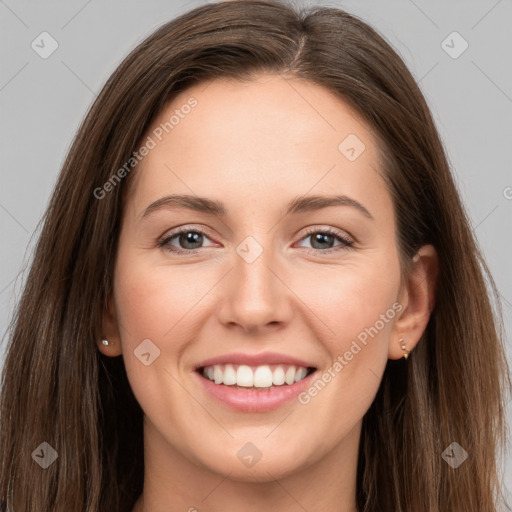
[126,73,391,220]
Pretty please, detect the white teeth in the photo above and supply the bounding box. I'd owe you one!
[213,365,223,384]
[273,365,285,385]
[223,364,237,385]
[294,367,308,382]
[253,365,273,388]
[236,365,254,387]
[285,365,296,385]
[202,363,312,388]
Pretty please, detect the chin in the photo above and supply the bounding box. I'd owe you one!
[222,458,308,483]
[191,444,314,483]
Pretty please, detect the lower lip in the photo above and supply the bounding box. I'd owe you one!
[194,370,316,412]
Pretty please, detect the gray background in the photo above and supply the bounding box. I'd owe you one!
[1,0,511,505]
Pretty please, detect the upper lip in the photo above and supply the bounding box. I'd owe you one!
[195,351,317,370]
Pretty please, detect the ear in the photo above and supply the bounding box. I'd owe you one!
[389,244,438,359]
[96,296,123,357]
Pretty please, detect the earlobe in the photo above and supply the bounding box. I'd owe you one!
[97,299,123,356]
[399,338,410,359]
[389,244,438,360]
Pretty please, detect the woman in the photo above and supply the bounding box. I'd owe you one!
[0,1,509,510]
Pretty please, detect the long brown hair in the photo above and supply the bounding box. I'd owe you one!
[1,1,509,510]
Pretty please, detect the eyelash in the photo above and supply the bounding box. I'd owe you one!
[157,225,354,255]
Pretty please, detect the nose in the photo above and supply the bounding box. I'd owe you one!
[216,239,295,334]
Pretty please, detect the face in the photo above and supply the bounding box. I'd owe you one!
[104,73,408,481]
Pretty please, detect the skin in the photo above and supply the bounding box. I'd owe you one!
[99,73,437,512]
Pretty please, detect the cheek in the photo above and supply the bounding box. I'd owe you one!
[111,250,205,437]
[294,253,401,411]
[301,255,401,348]
[114,250,201,339]
[111,247,207,396]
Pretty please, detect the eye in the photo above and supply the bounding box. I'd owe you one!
[157,226,354,255]
[158,227,217,254]
[295,227,354,253]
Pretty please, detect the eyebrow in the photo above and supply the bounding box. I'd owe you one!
[140,193,374,220]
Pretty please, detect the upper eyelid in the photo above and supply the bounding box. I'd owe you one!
[161,224,353,247]
[162,225,218,243]
[301,225,352,239]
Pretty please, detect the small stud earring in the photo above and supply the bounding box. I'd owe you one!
[101,339,110,346]
[399,338,410,359]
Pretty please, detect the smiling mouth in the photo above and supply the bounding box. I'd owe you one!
[196,363,317,390]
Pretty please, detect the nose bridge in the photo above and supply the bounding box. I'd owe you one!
[218,233,293,331]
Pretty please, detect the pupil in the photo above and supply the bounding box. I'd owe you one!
[177,232,334,250]
[181,231,202,249]
[312,233,333,249]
